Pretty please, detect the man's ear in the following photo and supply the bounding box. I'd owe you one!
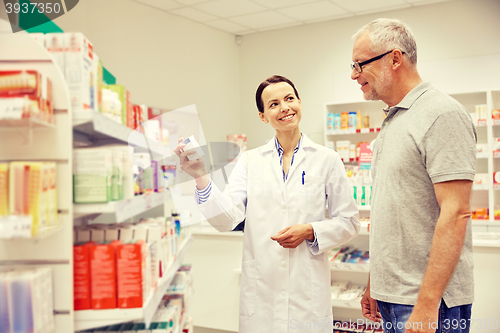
[392,49,404,70]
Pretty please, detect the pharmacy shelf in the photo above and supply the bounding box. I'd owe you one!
[326,128,381,135]
[0,117,56,129]
[331,298,362,309]
[72,111,169,159]
[174,294,193,333]
[473,184,489,191]
[73,191,170,223]
[330,262,370,272]
[74,236,193,331]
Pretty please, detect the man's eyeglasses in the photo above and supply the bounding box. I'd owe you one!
[351,50,405,73]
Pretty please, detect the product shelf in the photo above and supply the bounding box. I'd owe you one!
[331,298,362,309]
[473,184,489,191]
[326,128,381,136]
[74,236,193,331]
[73,191,170,223]
[0,215,64,240]
[0,117,56,129]
[72,111,169,159]
[330,262,370,272]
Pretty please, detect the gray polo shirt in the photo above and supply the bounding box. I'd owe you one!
[370,82,476,308]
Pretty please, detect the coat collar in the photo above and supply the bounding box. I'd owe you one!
[260,133,317,154]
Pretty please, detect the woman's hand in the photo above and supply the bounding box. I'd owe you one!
[174,137,210,189]
[271,224,314,248]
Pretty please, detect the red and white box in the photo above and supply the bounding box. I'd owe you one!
[89,241,118,309]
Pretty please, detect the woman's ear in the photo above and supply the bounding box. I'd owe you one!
[259,112,268,123]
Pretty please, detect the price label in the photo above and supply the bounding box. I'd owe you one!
[0,98,25,120]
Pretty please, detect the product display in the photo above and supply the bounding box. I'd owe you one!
[0,267,55,333]
[0,70,54,123]
[65,33,94,112]
[73,214,189,312]
[0,161,58,237]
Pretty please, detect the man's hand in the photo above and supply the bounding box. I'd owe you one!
[271,224,314,248]
[361,279,381,322]
[404,306,439,333]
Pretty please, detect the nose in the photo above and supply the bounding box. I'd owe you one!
[280,101,290,112]
[351,68,360,80]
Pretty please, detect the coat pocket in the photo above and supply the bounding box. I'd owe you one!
[310,259,332,318]
[298,175,326,215]
[239,260,256,317]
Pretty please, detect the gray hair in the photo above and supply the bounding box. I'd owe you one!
[353,18,417,65]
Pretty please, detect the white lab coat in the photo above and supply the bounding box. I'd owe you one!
[196,135,359,333]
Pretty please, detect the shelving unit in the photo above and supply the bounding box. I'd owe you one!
[73,110,170,160]
[1,34,193,332]
[0,34,74,333]
[74,236,193,331]
[73,191,171,223]
[324,89,500,323]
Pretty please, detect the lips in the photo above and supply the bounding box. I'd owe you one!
[279,113,295,121]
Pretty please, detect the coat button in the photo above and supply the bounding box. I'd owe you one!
[280,291,287,298]
[282,205,286,210]
[281,261,286,268]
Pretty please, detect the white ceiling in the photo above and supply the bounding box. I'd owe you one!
[133,0,455,35]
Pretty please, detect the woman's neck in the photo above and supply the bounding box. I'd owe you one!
[276,128,301,154]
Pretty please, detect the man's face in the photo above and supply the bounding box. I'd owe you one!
[351,33,392,102]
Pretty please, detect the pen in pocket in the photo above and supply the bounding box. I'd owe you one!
[302,171,305,185]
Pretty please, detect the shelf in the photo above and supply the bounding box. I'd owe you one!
[473,233,500,247]
[330,262,370,272]
[73,191,169,223]
[0,117,56,130]
[74,236,193,331]
[326,128,380,136]
[0,215,64,240]
[473,184,489,191]
[72,111,169,159]
[331,298,362,309]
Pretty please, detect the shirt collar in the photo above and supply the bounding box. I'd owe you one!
[383,81,432,116]
[262,133,312,153]
[274,134,303,156]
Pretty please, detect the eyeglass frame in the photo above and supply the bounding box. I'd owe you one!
[351,49,405,73]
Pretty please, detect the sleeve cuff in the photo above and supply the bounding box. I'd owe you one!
[195,180,212,204]
[306,229,319,255]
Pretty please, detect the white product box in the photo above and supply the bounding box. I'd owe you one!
[73,148,113,203]
[182,135,204,161]
[45,33,65,75]
[474,173,489,185]
[336,140,350,161]
[64,33,93,112]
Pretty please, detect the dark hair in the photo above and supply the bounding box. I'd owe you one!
[255,75,300,113]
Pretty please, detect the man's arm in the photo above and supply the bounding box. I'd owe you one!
[406,179,472,333]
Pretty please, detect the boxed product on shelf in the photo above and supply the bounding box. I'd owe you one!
[92,52,103,113]
[74,242,92,310]
[73,148,113,203]
[474,173,489,185]
[65,33,94,112]
[0,267,55,333]
[116,240,150,309]
[7,161,58,236]
[45,33,65,73]
[107,84,132,128]
[101,88,122,123]
[0,70,54,123]
[89,241,119,310]
[336,140,350,161]
[0,163,8,216]
[133,152,153,195]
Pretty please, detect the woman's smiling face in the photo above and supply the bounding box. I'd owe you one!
[259,82,302,132]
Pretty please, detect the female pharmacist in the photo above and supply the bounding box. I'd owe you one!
[174,75,360,333]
